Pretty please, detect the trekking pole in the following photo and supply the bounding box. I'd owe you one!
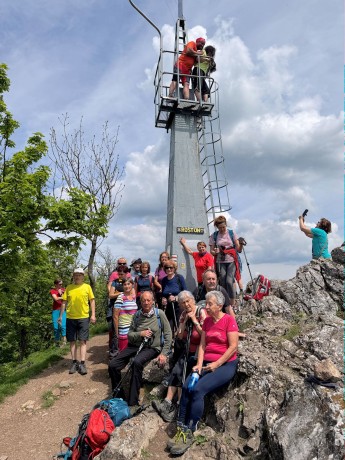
[241,246,254,287]
[112,335,149,398]
[181,320,193,385]
[170,299,178,335]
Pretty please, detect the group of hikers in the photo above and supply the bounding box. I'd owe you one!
[50,213,332,456]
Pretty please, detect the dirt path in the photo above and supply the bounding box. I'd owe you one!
[0,334,111,460]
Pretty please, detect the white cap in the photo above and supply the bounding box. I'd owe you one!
[73,267,85,275]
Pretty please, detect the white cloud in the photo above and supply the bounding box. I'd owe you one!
[1,1,342,284]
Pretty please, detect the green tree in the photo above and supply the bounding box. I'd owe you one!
[0,64,93,362]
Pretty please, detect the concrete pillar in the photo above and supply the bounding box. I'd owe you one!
[166,112,209,292]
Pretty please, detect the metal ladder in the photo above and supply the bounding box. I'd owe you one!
[197,84,232,230]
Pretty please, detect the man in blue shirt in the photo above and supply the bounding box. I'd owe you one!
[299,216,332,259]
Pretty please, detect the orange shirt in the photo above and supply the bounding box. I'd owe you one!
[178,41,197,70]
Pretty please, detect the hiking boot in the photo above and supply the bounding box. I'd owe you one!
[166,426,186,450]
[152,399,177,422]
[170,428,195,455]
[69,361,79,374]
[78,362,87,375]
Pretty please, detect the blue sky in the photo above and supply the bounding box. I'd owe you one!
[1,0,343,283]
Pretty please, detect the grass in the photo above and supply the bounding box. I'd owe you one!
[0,327,108,404]
[41,389,59,408]
[195,434,208,446]
[282,323,301,341]
[140,448,151,458]
[0,346,67,404]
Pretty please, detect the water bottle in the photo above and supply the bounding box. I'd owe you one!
[188,371,200,391]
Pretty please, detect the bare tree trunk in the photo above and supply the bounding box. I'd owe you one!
[88,237,97,292]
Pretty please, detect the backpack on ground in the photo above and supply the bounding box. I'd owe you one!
[97,398,131,427]
[57,408,115,460]
[244,274,271,301]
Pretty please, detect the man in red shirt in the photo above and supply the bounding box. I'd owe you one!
[168,37,206,100]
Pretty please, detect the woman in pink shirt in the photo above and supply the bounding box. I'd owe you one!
[166,289,238,455]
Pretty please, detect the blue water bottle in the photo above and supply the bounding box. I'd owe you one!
[188,371,200,391]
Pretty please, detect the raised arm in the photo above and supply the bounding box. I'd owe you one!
[299,216,313,238]
[180,237,193,255]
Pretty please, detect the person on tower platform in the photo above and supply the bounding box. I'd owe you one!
[192,44,217,102]
[168,37,206,100]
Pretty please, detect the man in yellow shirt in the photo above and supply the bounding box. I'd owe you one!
[58,268,96,375]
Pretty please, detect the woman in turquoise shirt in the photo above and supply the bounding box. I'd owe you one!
[299,216,332,259]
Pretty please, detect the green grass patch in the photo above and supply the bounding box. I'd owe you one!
[195,434,208,446]
[140,448,151,458]
[90,322,108,337]
[282,323,301,341]
[0,346,67,404]
[0,328,107,404]
[41,389,59,408]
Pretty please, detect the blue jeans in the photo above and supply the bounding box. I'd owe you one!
[52,310,66,342]
[178,359,238,431]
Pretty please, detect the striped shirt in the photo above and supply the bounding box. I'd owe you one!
[114,293,138,339]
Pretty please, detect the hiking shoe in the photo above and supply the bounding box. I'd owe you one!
[152,399,177,422]
[170,429,195,455]
[78,363,87,375]
[69,361,79,374]
[166,426,186,450]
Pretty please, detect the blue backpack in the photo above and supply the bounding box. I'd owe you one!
[97,398,131,427]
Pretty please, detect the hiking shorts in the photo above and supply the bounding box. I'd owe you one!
[172,63,191,85]
[66,318,90,342]
[192,68,210,96]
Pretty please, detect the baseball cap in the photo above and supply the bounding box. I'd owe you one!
[130,258,142,267]
[73,267,85,275]
[196,37,206,44]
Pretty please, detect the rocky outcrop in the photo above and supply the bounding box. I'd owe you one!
[99,249,344,460]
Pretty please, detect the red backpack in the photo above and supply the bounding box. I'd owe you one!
[84,408,115,457]
[244,275,271,301]
[61,408,115,460]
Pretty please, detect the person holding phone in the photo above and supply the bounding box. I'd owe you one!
[299,214,332,259]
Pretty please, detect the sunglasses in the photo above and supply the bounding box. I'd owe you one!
[118,262,127,266]
[165,266,174,270]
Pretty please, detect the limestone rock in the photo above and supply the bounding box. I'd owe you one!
[21,400,36,410]
[97,407,162,459]
[314,358,342,382]
[59,380,74,389]
[331,245,344,265]
[98,248,344,460]
[51,388,61,397]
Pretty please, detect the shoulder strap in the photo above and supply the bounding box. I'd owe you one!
[213,230,219,243]
[228,229,235,246]
[154,307,164,347]
[133,311,141,330]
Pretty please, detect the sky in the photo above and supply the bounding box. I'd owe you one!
[1,0,343,284]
